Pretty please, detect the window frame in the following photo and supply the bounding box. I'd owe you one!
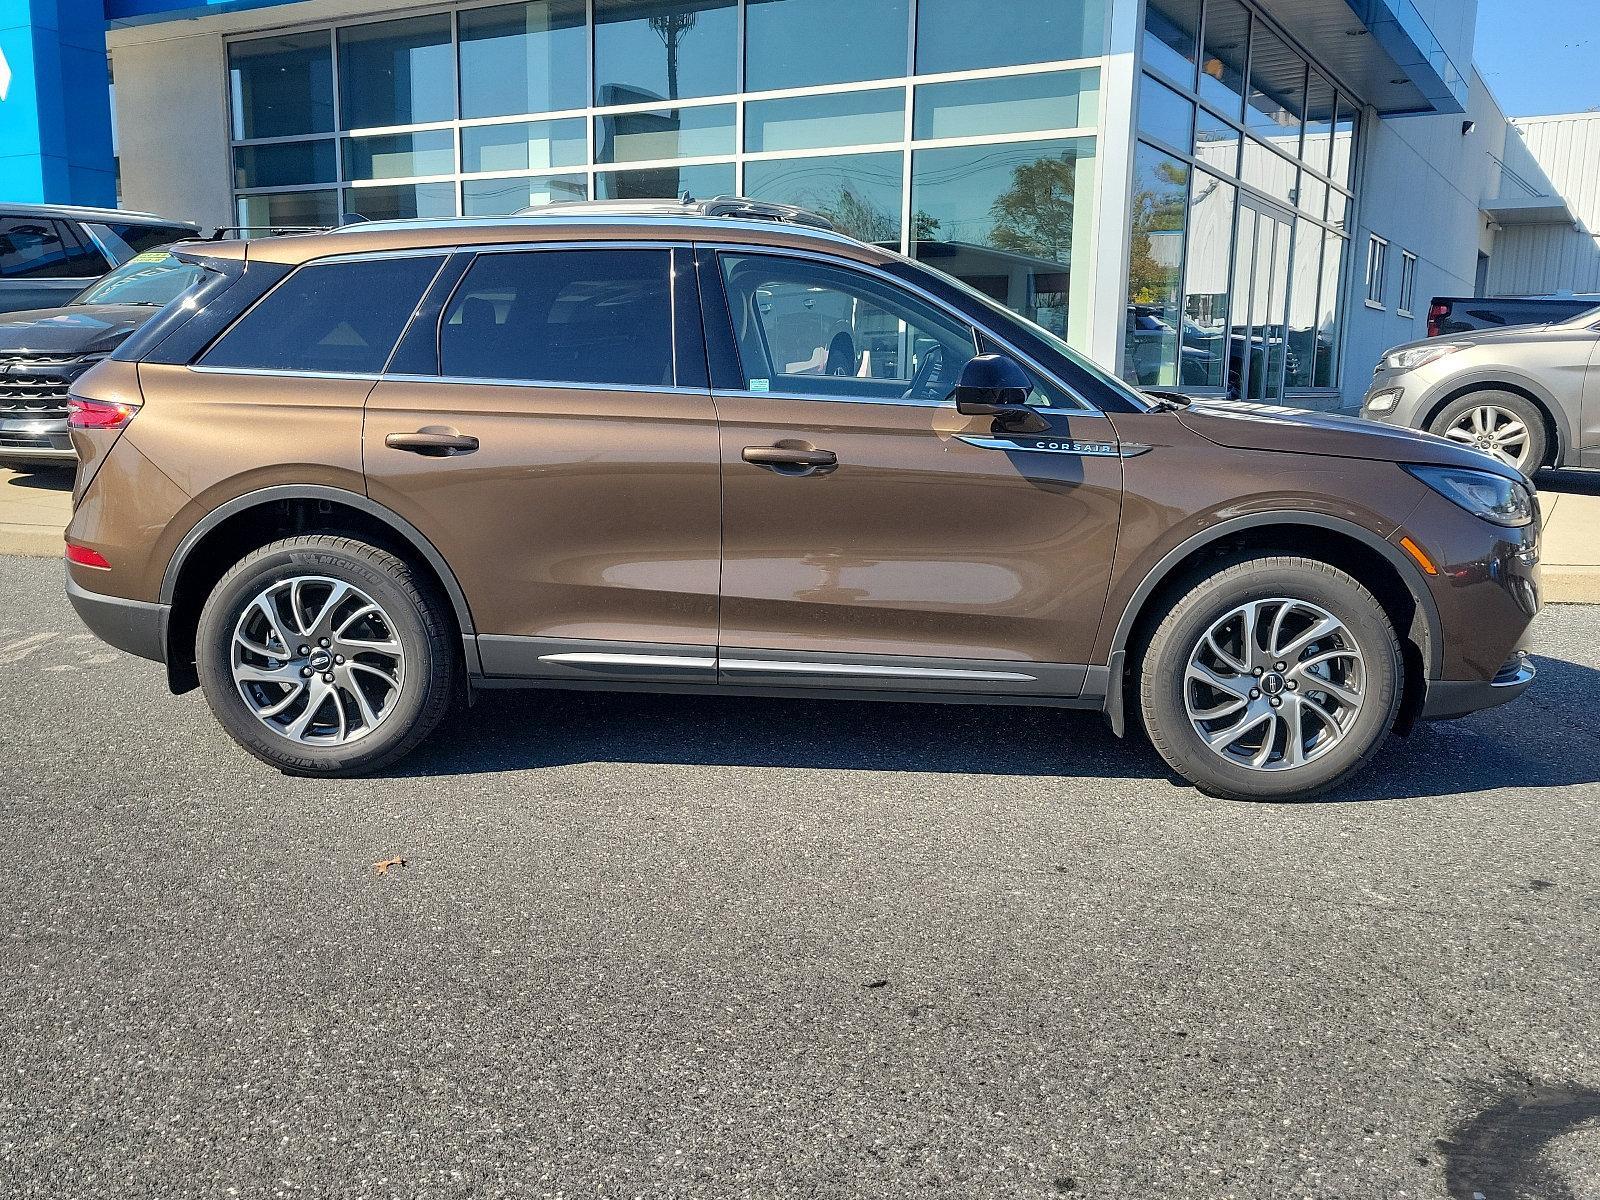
[699,244,1095,411]
[223,8,1103,240]
[1132,0,1359,399]
[1397,248,1417,317]
[1364,233,1388,310]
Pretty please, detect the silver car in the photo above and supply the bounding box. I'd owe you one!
[1361,305,1600,473]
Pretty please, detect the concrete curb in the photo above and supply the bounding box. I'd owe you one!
[0,524,63,559]
[1541,566,1600,606]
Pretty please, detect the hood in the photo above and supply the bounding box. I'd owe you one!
[1386,322,1567,358]
[0,304,158,356]
[1174,399,1525,481]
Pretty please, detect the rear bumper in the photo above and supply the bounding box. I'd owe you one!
[66,570,168,663]
[1420,653,1536,720]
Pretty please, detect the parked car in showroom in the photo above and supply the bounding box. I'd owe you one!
[0,203,198,315]
[63,198,1540,801]
[1362,303,1599,473]
[0,248,204,466]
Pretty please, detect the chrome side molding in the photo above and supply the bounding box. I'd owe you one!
[956,435,1152,458]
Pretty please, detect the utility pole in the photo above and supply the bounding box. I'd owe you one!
[649,13,697,101]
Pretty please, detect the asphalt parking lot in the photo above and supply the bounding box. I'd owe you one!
[2,553,1597,1199]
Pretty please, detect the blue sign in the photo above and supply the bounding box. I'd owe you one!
[0,0,116,206]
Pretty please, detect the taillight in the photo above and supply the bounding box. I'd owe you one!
[66,543,111,569]
[67,396,139,429]
[1426,301,1450,338]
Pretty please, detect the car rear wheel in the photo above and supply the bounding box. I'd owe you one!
[1428,390,1547,473]
[1139,556,1402,801]
[196,535,458,776]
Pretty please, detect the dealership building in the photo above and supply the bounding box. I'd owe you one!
[3,0,1567,410]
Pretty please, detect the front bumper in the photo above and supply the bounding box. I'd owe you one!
[0,416,74,462]
[1359,365,1422,427]
[1421,652,1537,720]
[65,570,169,663]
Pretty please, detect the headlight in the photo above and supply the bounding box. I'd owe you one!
[1404,464,1535,527]
[1382,343,1464,371]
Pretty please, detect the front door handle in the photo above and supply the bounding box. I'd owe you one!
[385,429,479,457]
[742,444,838,472]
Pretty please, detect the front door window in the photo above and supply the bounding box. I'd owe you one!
[718,253,978,404]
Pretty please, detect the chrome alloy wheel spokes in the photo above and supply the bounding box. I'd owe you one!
[1183,597,1366,773]
[1443,404,1530,468]
[230,576,404,746]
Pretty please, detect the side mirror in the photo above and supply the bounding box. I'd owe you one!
[951,354,1048,433]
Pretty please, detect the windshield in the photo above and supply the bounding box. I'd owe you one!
[924,265,1156,411]
[73,251,204,307]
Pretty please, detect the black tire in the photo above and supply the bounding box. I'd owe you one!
[1138,556,1402,802]
[1425,389,1548,474]
[196,534,458,776]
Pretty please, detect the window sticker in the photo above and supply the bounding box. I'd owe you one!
[750,377,770,392]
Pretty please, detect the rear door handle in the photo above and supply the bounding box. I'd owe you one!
[742,445,838,470]
[385,429,479,457]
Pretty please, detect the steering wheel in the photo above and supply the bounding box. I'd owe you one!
[902,344,948,401]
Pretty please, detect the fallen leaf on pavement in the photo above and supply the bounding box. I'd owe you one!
[373,856,407,875]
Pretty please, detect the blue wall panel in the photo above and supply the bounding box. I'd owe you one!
[0,0,115,205]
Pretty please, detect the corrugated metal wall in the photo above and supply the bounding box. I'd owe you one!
[1486,113,1600,296]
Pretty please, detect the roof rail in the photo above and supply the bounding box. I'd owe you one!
[510,194,837,232]
[697,196,836,231]
[207,225,328,240]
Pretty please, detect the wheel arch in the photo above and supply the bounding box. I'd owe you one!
[160,485,478,693]
[1102,512,1441,737]
[1420,378,1571,468]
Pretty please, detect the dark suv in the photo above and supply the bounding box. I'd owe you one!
[0,203,198,314]
[64,199,1540,801]
[0,249,204,465]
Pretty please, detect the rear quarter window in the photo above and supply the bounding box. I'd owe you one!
[201,254,444,375]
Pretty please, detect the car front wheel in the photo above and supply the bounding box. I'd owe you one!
[1139,556,1402,801]
[1427,390,1547,473]
[195,534,458,776]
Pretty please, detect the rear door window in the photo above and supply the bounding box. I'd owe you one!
[89,221,197,260]
[0,217,106,279]
[438,248,674,388]
[201,254,444,374]
[105,222,196,255]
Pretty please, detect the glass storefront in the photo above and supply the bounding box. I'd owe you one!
[1128,0,1355,399]
[226,0,1105,346]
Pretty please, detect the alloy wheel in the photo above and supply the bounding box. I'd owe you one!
[1184,597,1366,773]
[230,575,405,745]
[1442,404,1531,468]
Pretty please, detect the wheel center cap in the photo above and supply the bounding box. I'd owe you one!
[1260,672,1286,696]
[308,649,333,671]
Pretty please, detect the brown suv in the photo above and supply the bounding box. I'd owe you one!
[63,199,1541,801]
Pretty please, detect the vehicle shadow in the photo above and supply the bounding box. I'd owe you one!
[384,652,1600,804]
[1539,467,1600,498]
[1,464,72,492]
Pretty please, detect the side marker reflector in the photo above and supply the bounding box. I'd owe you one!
[1399,536,1438,576]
